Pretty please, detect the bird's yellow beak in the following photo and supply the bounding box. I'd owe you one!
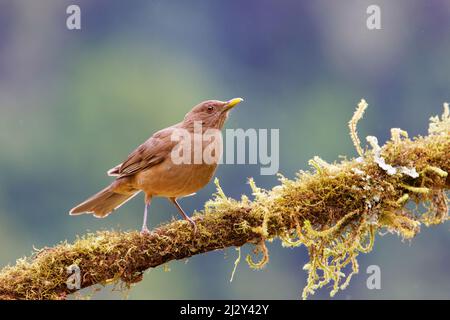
[224,97,244,111]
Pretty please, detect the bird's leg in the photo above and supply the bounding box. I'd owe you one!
[168,197,197,233]
[141,196,152,235]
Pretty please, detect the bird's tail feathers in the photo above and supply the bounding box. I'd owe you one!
[69,186,139,218]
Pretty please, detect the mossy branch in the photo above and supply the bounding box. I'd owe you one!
[0,101,448,300]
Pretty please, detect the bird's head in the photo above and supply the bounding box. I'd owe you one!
[183,98,243,129]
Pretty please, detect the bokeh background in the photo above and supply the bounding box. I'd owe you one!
[0,0,449,299]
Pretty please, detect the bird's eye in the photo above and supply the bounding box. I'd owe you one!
[207,106,214,112]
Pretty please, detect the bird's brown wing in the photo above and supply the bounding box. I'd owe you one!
[112,127,177,177]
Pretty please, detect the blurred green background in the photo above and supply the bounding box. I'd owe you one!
[0,0,449,299]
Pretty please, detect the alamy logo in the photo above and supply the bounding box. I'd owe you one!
[366,5,381,30]
[66,5,81,30]
[66,264,81,290]
[170,122,280,175]
[366,265,381,290]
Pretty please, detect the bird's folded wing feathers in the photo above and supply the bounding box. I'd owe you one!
[113,127,176,177]
[107,164,122,176]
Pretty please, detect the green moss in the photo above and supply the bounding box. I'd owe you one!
[0,101,448,300]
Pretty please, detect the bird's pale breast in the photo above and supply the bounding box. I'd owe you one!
[130,125,223,198]
[134,157,218,198]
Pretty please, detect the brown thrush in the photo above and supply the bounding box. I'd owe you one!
[70,98,243,234]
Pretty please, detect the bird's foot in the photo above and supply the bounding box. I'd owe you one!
[140,226,151,236]
[185,216,199,235]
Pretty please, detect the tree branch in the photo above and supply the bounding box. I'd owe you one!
[0,101,448,300]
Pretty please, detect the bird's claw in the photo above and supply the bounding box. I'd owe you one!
[185,217,198,235]
[140,226,151,236]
